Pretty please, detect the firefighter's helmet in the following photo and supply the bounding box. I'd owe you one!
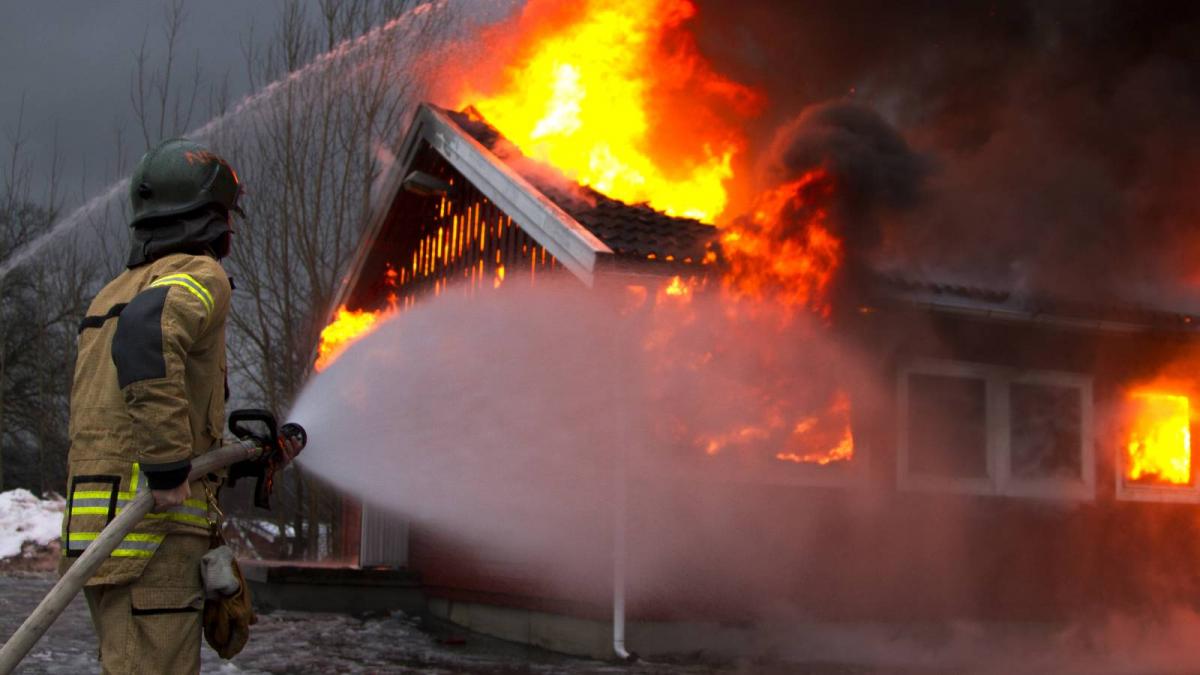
[129,138,242,226]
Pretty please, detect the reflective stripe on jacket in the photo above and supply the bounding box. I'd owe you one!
[60,252,230,586]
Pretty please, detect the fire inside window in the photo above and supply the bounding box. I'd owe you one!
[1124,391,1192,487]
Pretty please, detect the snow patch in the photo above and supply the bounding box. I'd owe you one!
[0,489,64,558]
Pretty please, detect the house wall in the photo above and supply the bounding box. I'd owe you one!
[404,304,1200,625]
[340,128,1200,625]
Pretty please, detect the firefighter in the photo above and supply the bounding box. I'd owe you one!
[60,138,239,674]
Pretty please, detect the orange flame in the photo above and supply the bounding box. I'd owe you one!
[314,306,385,372]
[457,0,759,221]
[369,0,853,472]
[695,389,855,466]
[1125,390,1191,485]
[775,391,855,465]
[719,169,843,318]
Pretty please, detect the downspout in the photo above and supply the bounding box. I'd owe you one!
[613,447,634,661]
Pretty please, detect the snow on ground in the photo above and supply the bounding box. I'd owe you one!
[0,490,62,559]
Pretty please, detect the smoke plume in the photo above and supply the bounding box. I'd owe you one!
[695,0,1200,301]
[762,101,928,253]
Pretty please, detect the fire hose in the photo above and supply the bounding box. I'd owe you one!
[0,410,306,675]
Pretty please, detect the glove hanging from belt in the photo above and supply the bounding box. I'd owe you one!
[201,482,257,659]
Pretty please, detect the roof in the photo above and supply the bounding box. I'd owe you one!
[443,108,719,269]
[876,274,1200,334]
[337,102,1198,336]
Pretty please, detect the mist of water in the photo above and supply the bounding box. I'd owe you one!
[289,279,1200,672]
[291,278,867,591]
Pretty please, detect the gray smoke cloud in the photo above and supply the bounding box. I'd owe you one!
[695,0,1200,302]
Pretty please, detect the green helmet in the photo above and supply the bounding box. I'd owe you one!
[129,138,242,227]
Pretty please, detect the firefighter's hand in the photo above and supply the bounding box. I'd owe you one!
[152,482,191,510]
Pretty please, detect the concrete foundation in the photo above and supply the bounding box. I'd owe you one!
[426,597,762,661]
[240,563,1074,668]
[427,597,1073,667]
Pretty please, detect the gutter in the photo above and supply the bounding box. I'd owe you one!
[896,298,1200,336]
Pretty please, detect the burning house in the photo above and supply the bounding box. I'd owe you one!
[245,0,1200,663]
[293,98,1200,658]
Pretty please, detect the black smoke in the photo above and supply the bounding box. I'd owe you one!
[763,101,928,254]
[695,0,1200,301]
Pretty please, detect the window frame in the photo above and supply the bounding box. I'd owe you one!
[898,359,1095,501]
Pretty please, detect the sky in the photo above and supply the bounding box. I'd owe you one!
[0,1,319,201]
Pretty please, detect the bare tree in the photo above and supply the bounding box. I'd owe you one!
[211,0,456,559]
[97,0,459,557]
[0,102,99,495]
[130,0,203,148]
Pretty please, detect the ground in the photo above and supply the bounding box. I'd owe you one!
[0,491,879,673]
[1,572,884,674]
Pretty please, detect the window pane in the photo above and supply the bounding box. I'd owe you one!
[907,373,988,478]
[1010,382,1082,479]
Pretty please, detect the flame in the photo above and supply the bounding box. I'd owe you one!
[719,169,843,318]
[458,0,759,221]
[775,391,855,465]
[1125,390,1191,485]
[643,269,855,468]
[695,389,855,466]
[368,0,854,472]
[664,276,688,297]
[314,306,385,372]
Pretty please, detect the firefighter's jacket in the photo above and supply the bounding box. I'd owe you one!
[60,252,230,586]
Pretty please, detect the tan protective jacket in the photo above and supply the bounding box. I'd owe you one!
[60,252,231,586]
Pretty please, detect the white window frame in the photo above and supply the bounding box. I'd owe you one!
[898,359,1095,501]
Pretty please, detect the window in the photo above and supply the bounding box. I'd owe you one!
[1116,389,1200,503]
[907,373,989,480]
[898,360,1095,499]
[1010,381,1083,480]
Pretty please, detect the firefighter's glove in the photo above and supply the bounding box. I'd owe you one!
[203,555,257,659]
[201,545,240,598]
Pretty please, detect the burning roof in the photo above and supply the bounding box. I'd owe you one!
[444,108,721,269]
[330,98,1200,360]
[335,101,724,311]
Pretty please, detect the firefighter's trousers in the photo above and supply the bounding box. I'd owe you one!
[83,534,208,675]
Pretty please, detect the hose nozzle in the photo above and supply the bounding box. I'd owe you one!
[280,422,307,456]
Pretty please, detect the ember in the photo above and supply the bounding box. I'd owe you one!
[1125,391,1191,486]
